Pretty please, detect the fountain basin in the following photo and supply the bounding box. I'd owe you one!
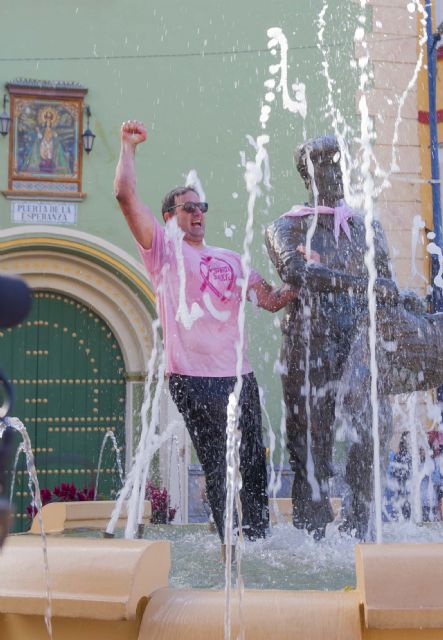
[29,500,152,534]
[356,544,443,630]
[140,588,361,639]
[0,535,170,639]
[1,534,443,639]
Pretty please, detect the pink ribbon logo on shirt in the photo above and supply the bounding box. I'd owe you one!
[200,256,235,302]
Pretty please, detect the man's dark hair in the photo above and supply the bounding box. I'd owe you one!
[161,186,199,219]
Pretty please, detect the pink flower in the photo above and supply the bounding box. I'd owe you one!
[146,481,176,523]
[27,482,96,525]
[40,488,53,505]
[26,487,53,518]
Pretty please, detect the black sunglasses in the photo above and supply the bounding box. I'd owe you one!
[168,201,209,214]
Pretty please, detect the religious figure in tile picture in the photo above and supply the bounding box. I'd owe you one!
[16,101,76,177]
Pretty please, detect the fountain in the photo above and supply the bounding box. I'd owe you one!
[2,1,443,639]
[94,429,125,500]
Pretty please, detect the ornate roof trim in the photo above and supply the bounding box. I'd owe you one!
[6,79,88,91]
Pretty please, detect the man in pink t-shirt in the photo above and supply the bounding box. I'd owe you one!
[114,120,297,544]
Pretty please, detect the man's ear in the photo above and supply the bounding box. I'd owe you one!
[163,211,171,223]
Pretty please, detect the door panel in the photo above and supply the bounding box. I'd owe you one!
[0,290,126,532]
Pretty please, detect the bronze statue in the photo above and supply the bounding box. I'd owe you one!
[265,134,443,540]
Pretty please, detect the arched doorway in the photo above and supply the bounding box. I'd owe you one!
[2,290,127,531]
[0,229,157,531]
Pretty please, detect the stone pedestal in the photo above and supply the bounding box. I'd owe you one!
[0,536,170,640]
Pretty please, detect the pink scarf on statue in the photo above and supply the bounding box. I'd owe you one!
[282,202,355,245]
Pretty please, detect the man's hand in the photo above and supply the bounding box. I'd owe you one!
[115,119,155,250]
[120,120,147,146]
[248,280,298,312]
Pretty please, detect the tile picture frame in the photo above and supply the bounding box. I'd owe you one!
[4,80,88,200]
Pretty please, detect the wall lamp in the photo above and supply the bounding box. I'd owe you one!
[0,96,10,137]
[82,105,96,153]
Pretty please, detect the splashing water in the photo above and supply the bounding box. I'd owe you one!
[316,0,428,540]
[134,355,180,533]
[317,0,428,208]
[302,303,321,503]
[1,417,53,639]
[304,150,320,237]
[358,87,383,542]
[9,441,25,503]
[387,1,427,175]
[390,392,443,527]
[94,429,124,501]
[266,400,288,525]
[165,217,204,330]
[317,4,353,195]
[262,27,307,129]
[378,0,428,190]
[350,0,428,542]
[167,434,183,523]
[261,397,277,500]
[109,173,212,539]
[185,169,206,201]
[297,149,323,503]
[222,134,272,640]
[107,319,163,537]
[408,398,424,525]
[239,131,272,394]
[224,393,244,640]
[427,232,443,290]
[106,316,183,539]
[410,215,428,286]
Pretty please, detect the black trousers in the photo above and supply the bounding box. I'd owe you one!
[169,372,269,541]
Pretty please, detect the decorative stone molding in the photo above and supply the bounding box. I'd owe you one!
[0,228,157,467]
[0,244,154,374]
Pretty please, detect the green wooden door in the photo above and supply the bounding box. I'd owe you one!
[0,290,126,532]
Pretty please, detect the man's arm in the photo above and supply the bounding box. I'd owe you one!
[280,251,399,304]
[249,245,322,312]
[249,280,298,312]
[114,120,156,250]
[266,217,398,304]
[297,263,398,303]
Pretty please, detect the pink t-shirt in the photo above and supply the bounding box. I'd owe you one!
[138,218,262,377]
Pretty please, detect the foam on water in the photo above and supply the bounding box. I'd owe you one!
[67,519,443,591]
[165,519,443,590]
